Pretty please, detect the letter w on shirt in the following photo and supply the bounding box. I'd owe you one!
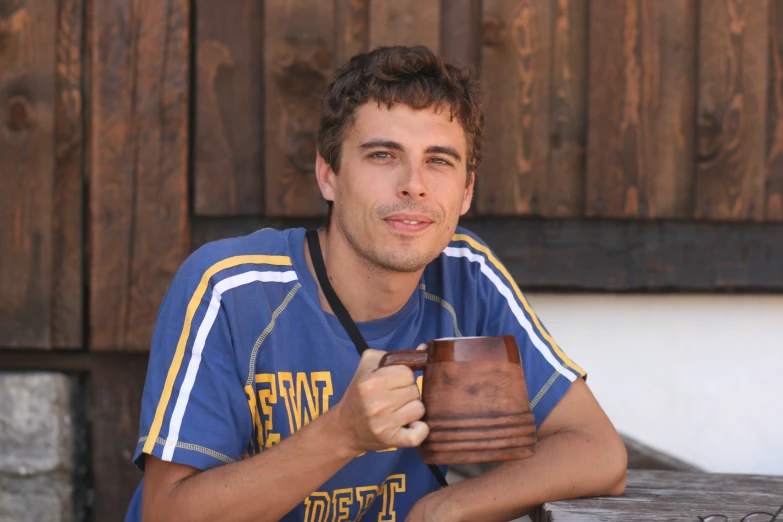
[252,371,334,439]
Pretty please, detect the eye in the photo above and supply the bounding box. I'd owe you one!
[429,157,453,166]
[370,151,392,160]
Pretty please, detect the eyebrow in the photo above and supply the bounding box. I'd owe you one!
[426,145,462,162]
[358,140,463,162]
[359,139,403,151]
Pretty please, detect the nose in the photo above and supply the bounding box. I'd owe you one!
[398,160,428,200]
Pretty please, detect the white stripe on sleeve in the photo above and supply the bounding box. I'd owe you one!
[161,270,299,461]
[442,247,578,382]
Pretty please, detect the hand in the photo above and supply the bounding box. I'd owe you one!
[334,346,429,454]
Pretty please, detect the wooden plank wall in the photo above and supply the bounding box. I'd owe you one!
[5,1,783,349]
[89,0,190,351]
[2,1,783,519]
[586,0,696,218]
[191,0,783,223]
[0,0,83,348]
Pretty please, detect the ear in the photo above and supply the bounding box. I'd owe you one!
[315,153,337,204]
[460,171,475,215]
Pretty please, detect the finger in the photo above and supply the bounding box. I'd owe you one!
[386,384,423,409]
[373,365,416,390]
[363,385,423,418]
[391,398,426,427]
[415,343,427,351]
[393,420,430,448]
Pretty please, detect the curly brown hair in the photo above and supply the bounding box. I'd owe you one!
[317,45,485,177]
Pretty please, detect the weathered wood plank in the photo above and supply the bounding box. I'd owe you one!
[541,503,783,522]
[767,0,783,221]
[52,0,84,347]
[624,469,783,492]
[0,0,57,347]
[543,493,783,519]
[537,469,783,522]
[335,0,368,66]
[90,0,190,350]
[368,0,440,51]
[696,0,769,220]
[90,354,148,521]
[191,216,783,291]
[478,0,553,215]
[440,0,481,69]
[438,0,481,218]
[547,0,587,217]
[264,0,334,216]
[194,0,264,216]
[586,0,696,218]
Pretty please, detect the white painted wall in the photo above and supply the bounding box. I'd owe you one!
[525,294,783,476]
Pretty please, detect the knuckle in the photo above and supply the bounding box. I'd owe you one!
[369,421,387,439]
[403,401,425,423]
[356,378,376,396]
[365,399,385,417]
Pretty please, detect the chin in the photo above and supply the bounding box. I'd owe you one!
[373,245,439,273]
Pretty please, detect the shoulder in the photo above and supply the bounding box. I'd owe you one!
[174,228,297,288]
[445,226,493,260]
[432,227,513,289]
[438,226,501,275]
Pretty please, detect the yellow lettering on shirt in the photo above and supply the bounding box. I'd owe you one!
[303,475,407,522]
[253,371,334,441]
[303,491,331,522]
[331,488,353,522]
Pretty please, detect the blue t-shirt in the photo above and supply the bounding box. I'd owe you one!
[125,226,585,521]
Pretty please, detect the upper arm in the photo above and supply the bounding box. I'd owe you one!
[133,255,252,474]
[537,378,614,438]
[142,455,200,520]
[537,378,628,493]
[450,231,585,427]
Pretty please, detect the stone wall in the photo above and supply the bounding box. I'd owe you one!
[0,373,87,522]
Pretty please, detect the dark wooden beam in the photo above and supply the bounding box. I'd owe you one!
[0,349,91,372]
[192,217,783,291]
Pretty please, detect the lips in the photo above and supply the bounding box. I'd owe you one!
[384,213,434,234]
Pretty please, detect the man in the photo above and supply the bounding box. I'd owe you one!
[126,46,626,522]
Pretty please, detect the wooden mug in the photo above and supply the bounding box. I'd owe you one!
[379,335,536,465]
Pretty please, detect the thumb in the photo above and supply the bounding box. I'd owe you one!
[416,343,428,351]
[356,348,386,374]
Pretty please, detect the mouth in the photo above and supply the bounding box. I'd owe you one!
[383,213,434,234]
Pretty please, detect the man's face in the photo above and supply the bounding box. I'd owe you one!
[318,102,474,273]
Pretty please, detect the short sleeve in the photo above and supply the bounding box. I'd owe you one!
[451,232,586,427]
[133,261,252,472]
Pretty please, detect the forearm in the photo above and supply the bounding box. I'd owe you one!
[443,426,627,522]
[144,407,357,522]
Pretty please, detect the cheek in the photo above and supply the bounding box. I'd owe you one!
[433,182,467,213]
[338,174,377,221]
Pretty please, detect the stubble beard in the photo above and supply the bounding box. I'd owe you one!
[336,206,438,273]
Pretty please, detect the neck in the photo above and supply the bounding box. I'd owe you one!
[305,228,423,322]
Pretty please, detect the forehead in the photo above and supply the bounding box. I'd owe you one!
[348,102,467,151]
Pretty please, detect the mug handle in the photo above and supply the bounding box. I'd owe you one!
[378,350,428,371]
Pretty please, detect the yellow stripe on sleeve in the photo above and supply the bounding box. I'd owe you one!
[142,254,292,455]
[451,234,586,377]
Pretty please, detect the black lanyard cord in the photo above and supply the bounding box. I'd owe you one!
[305,230,448,488]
